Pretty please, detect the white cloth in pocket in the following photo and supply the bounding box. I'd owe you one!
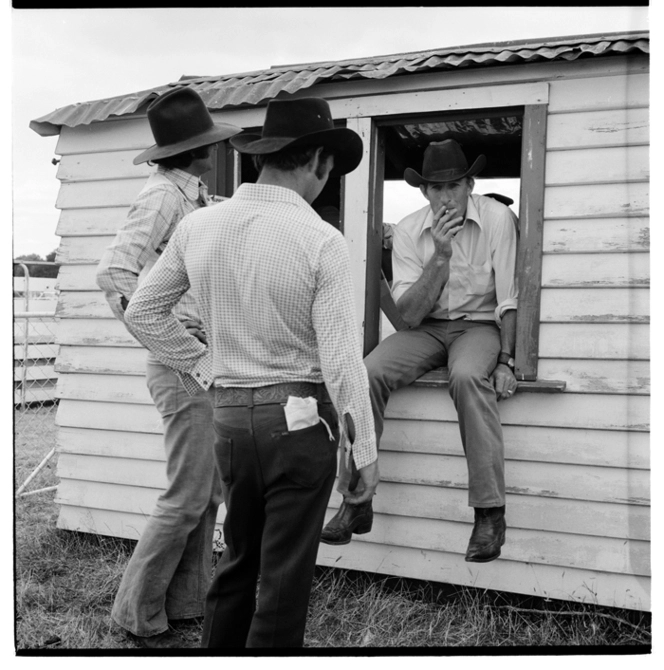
[284,396,334,440]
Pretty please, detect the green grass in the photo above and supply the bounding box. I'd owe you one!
[14,406,652,651]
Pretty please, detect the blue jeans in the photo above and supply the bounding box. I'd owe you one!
[201,397,338,648]
[111,354,222,637]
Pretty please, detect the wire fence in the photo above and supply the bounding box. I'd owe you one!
[14,261,60,498]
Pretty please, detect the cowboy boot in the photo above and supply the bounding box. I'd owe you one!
[465,506,506,563]
[320,500,373,545]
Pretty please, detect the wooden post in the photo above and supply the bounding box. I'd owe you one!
[343,117,373,339]
[515,103,548,381]
[363,124,385,356]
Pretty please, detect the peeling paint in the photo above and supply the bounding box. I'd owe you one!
[574,315,649,323]
[616,497,650,505]
[638,228,650,248]
[506,486,532,495]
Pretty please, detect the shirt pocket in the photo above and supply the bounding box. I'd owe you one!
[466,260,494,296]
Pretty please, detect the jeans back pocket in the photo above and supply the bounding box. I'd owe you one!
[273,420,338,488]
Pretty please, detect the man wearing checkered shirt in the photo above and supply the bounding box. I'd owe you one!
[96,87,242,649]
[124,97,379,648]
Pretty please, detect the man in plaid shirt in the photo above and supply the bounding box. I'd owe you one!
[125,97,379,648]
[96,87,241,649]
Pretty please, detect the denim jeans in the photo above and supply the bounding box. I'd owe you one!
[201,397,338,648]
[111,354,222,637]
[341,319,504,508]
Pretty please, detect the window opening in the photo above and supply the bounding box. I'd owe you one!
[376,109,523,346]
[215,126,345,233]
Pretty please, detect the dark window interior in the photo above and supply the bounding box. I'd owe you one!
[381,107,524,181]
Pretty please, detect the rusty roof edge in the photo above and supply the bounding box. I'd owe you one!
[30,30,649,137]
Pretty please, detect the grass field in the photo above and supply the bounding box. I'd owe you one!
[14,405,653,652]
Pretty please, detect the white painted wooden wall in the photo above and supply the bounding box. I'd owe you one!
[317,58,650,611]
[51,54,649,610]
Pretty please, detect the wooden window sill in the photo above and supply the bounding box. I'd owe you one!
[411,368,566,393]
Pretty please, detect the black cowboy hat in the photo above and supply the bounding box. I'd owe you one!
[230,97,363,176]
[133,87,243,165]
[404,139,486,187]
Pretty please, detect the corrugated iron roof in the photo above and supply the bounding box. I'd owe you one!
[30,31,649,137]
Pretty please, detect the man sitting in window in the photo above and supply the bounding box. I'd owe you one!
[321,139,519,563]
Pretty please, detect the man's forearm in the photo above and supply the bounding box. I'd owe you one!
[499,309,517,355]
[396,256,450,327]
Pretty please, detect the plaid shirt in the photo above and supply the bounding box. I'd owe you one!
[96,166,208,325]
[125,183,377,470]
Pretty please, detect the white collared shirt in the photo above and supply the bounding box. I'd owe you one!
[391,193,518,323]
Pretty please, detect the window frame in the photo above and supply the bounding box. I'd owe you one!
[364,103,550,383]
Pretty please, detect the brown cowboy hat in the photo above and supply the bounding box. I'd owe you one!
[133,87,243,165]
[230,97,363,176]
[404,139,486,187]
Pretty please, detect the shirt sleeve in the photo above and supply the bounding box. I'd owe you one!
[96,184,181,323]
[124,217,213,393]
[311,234,377,471]
[491,208,519,324]
[390,220,424,304]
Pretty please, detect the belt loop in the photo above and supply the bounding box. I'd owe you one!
[247,388,255,409]
[316,384,325,404]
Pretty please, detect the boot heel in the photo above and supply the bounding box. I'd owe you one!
[354,520,373,535]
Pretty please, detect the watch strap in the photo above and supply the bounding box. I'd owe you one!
[498,352,514,368]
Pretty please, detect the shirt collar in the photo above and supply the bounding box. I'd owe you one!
[157,165,202,202]
[234,182,313,211]
[420,193,483,236]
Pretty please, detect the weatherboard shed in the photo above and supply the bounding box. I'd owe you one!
[30,31,650,610]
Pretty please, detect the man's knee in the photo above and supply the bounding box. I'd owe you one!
[448,361,485,393]
[364,342,393,387]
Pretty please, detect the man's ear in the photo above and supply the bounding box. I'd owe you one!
[419,184,429,201]
[467,177,475,192]
[309,146,325,173]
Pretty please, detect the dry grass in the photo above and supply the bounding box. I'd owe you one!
[14,405,652,652]
[305,569,651,648]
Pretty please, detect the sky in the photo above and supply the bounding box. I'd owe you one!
[10,5,651,259]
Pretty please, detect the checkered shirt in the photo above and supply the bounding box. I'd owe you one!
[96,165,208,324]
[124,183,377,470]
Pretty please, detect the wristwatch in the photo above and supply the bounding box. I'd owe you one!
[498,352,515,369]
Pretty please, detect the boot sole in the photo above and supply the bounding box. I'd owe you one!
[319,536,352,546]
[464,548,501,563]
[320,521,373,546]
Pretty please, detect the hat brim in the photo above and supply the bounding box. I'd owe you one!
[404,155,486,187]
[230,127,363,176]
[133,121,243,165]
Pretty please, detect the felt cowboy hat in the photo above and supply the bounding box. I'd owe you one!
[404,139,486,187]
[133,87,243,165]
[230,97,363,176]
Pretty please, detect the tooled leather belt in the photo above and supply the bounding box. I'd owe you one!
[214,382,330,407]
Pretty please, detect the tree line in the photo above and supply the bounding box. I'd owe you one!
[13,251,60,278]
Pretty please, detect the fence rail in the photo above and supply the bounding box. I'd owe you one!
[14,259,60,497]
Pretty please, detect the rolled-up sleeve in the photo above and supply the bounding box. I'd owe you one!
[390,222,425,304]
[491,208,519,324]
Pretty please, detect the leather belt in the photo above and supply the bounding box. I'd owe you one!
[214,382,330,407]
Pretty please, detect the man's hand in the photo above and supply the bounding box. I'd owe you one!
[492,363,517,401]
[345,460,379,505]
[182,319,207,344]
[431,205,464,260]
